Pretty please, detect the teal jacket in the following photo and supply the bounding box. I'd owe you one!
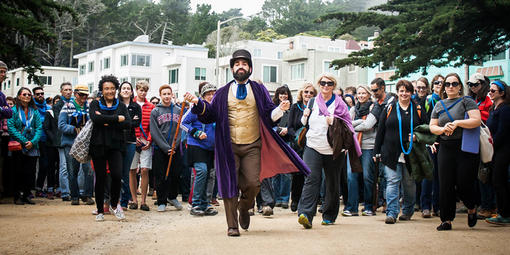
[7,105,43,151]
[407,124,436,182]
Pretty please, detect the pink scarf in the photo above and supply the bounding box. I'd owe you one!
[316,93,362,156]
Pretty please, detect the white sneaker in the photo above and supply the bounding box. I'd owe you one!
[157,204,166,212]
[111,206,125,220]
[95,213,105,221]
[168,199,183,210]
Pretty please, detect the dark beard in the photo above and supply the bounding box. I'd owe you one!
[233,68,251,82]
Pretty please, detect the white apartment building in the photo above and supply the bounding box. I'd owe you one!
[2,66,78,98]
[74,35,210,98]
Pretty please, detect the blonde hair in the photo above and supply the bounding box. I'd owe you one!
[316,73,338,89]
[136,80,150,92]
[297,82,317,102]
[356,85,372,97]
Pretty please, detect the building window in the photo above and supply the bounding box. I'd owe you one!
[100,60,103,71]
[328,46,340,52]
[225,68,233,83]
[121,55,128,66]
[263,65,277,83]
[8,80,11,88]
[88,83,94,93]
[130,77,150,85]
[194,67,206,81]
[104,57,111,69]
[16,78,19,86]
[323,61,338,75]
[79,65,86,75]
[277,51,283,59]
[88,61,94,72]
[253,49,262,57]
[169,69,179,84]
[291,63,305,80]
[132,54,151,67]
[38,76,52,85]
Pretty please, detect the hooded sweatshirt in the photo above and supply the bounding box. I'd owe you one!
[150,103,181,153]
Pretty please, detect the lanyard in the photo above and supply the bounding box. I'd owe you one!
[396,101,413,155]
[19,107,33,132]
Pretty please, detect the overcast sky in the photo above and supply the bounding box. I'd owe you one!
[190,0,265,16]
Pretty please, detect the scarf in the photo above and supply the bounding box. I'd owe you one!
[425,93,440,112]
[316,93,361,156]
[60,95,71,103]
[99,98,119,111]
[71,99,88,125]
[354,101,372,120]
[34,101,47,116]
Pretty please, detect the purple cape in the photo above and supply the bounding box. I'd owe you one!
[191,80,311,199]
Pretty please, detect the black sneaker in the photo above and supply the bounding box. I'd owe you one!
[437,222,452,231]
[468,212,478,227]
[140,204,150,211]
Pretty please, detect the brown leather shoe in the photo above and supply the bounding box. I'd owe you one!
[227,228,240,237]
[239,209,250,230]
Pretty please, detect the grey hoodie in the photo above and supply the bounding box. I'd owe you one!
[150,103,181,153]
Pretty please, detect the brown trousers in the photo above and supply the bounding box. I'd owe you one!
[223,139,262,229]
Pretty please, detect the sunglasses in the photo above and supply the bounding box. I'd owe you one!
[489,89,499,93]
[433,81,442,85]
[467,82,480,88]
[319,81,335,87]
[77,93,88,97]
[35,92,44,96]
[303,90,314,95]
[371,88,379,93]
[416,86,427,91]
[21,93,32,97]
[444,82,460,87]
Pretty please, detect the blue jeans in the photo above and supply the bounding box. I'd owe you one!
[346,154,360,212]
[58,148,70,198]
[64,146,93,199]
[120,144,136,207]
[191,162,211,210]
[361,149,375,211]
[384,163,416,218]
[273,173,291,203]
[479,180,496,210]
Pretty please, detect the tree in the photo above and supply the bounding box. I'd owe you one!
[184,4,219,44]
[255,28,285,42]
[319,0,510,79]
[0,0,75,80]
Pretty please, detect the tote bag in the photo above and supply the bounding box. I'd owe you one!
[69,120,93,163]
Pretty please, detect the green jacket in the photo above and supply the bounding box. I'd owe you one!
[408,124,436,182]
[7,105,43,151]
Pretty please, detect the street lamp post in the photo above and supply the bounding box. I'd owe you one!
[216,17,243,87]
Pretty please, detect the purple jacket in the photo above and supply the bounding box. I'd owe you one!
[192,80,310,198]
[0,91,13,132]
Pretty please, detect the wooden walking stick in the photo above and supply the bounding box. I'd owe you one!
[165,101,187,180]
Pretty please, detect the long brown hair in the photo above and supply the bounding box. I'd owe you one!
[15,87,36,110]
[439,73,464,99]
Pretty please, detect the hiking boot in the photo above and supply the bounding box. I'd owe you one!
[486,215,510,225]
[168,199,183,210]
[298,214,312,229]
[262,206,273,216]
[190,207,205,216]
[95,213,105,222]
[71,199,79,205]
[82,197,95,205]
[385,216,396,224]
[399,214,412,221]
[422,209,432,218]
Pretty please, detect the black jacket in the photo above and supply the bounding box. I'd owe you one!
[89,98,131,158]
[287,101,306,151]
[124,101,142,143]
[374,100,428,170]
[43,110,59,147]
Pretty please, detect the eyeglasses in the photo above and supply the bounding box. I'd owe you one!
[467,82,480,88]
[433,81,442,85]
[444,82,460,87]
[371,88,379,93]
[489,89,499,93]
[416,86,427,91]
[319,81,335,87]
[303,90,314,95]
[21,93,32,97]
[35,92,44,96]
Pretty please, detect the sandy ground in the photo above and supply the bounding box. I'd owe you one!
[1,197,510,255]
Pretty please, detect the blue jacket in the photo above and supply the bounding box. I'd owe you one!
[34,101,51,142]
[182,111,215,151]
[58,100,89,147]
[7,105,43,151]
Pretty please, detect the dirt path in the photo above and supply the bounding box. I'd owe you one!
[1,197,509,255]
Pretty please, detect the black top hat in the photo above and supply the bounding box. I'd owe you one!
[230,49,252,68]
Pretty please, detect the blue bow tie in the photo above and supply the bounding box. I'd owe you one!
[236,83,247,100]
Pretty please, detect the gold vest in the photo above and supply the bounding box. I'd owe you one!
[228,84,260,144]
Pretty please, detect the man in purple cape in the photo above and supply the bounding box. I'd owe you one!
[184,49,310,237]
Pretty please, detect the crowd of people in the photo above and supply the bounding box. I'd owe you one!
[0,49,509,236]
